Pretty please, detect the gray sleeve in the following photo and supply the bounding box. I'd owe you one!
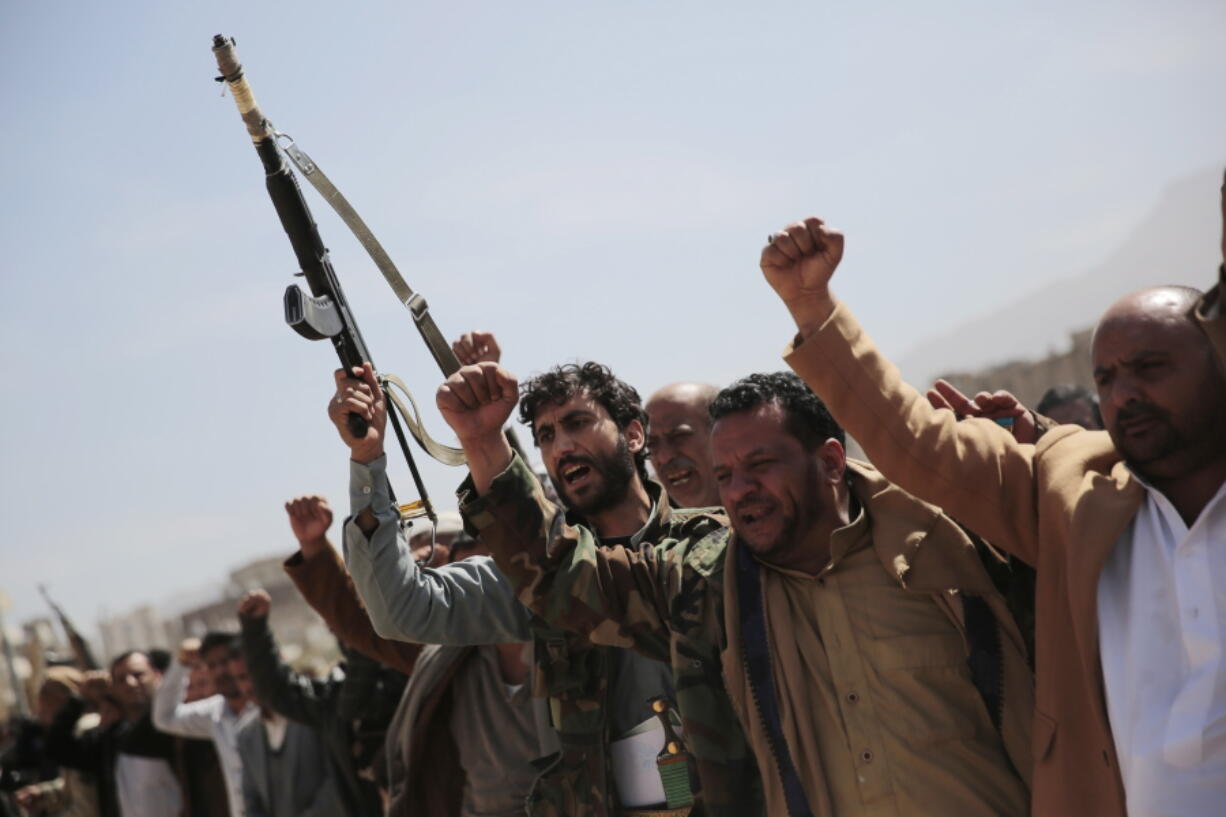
[342,456,533,645]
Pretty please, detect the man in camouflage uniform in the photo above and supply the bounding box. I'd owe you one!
[436,361,1035,817]
[330,359,708,816]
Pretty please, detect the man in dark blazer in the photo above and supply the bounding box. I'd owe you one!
[232,627,341,817]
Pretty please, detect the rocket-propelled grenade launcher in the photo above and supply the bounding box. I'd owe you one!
[211,35,375,434]
[211,34,464,532]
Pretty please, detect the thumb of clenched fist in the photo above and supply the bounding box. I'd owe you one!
[437,362,519,444]
[760,217,844,308]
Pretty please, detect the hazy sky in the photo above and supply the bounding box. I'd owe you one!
[2,0,1224,643]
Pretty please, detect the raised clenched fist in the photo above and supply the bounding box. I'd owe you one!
[452,330,502,365]
[178,638,202,667]
[238,589,272,620]
[760,217,844,333]
[436,362,519,447]
[81,670,112,705]
[285,495,333,557]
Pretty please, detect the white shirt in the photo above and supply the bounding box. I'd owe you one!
[153,662,257,817]
[115,754,182,817]
[1097,477,1226,816]
[262,712,288,752]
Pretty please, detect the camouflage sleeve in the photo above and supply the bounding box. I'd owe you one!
[459,453,677,662]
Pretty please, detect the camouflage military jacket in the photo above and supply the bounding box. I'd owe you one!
[347,455,681,817]
[458,471,715,814]
[461,455,764,817]
[462,453,1036,817]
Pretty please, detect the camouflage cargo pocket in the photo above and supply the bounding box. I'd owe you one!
[528,748,612,817]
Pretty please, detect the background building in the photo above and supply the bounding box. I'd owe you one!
[936,328,1094,408]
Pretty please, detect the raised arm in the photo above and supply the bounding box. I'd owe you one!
[1194,170,1226,363]
[283,496,423,673]
[44,696,103,772]
[152,645,220,739]
[237,590,329,726]
[326,365,533,645]
[435,363,695,660]
[762,218,1046,564]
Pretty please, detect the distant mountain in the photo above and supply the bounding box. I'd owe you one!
[897,169,1221,384]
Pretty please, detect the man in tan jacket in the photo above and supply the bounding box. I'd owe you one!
[761,212,1226,817]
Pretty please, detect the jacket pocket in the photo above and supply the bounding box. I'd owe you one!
[865,632,967,670]
[1032,707,1057,761]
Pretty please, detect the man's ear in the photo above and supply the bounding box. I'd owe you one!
[625,419,647,454]
[816,438,846,484]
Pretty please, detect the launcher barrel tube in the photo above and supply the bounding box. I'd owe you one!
[212,35,273,144]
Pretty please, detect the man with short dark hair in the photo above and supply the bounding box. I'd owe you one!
[154,634,256,817]
[645,383,721,509]
[236,586,383,817]
[46,651,182,817]
[232,592,342,817]
[435,358,1035,816]
[756,214,1226,816]
[175,657,230,817]
[331,357,695,816]
[515,362,654,522]
[1035,384,1102,429]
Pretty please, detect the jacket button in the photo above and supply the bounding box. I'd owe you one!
[846,692,859,704]
[861,750,873,763]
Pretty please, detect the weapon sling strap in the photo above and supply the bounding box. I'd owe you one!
[382,374,466,467]
[276,135,462,379]
[735,544,815,817]
[264,133,467,468]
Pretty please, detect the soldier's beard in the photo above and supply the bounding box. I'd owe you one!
[551,438,637,519]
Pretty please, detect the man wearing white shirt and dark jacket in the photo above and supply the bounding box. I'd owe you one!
[154,634,256,817]
[237,587,387,817]
[230,619,342,817]
[46,650,182,817]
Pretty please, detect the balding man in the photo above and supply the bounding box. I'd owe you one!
[761,215,1226,817]
[646,383,721,508]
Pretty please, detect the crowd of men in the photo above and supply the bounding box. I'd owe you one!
[2,173,1224,817]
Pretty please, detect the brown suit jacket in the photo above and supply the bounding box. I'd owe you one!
[283,545,422,675]
[787,301,1147,817]
[282,546,466,816]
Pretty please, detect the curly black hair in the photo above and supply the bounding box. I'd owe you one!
[518,362,650,482]
[709,371,845,449]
